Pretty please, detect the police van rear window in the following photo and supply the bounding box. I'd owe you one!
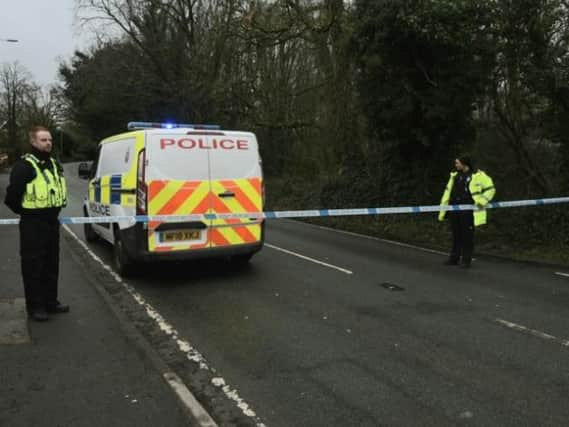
[97,138,134,177]
[145,133,258,181]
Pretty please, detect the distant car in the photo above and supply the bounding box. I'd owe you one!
[78,121,265,275]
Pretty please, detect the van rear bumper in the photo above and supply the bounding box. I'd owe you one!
[136,242,263,262]
[121,223,264,262]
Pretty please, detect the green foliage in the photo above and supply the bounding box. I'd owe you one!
[60,44,171,142]
[482,0,569,195]
[57,0,569,259]
[352,0,497,200]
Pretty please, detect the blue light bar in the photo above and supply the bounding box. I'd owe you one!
[127,122,220,131]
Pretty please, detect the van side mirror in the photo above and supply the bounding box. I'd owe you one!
[78,162,92,179]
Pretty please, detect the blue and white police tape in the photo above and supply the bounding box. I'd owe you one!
[1,196,569,226]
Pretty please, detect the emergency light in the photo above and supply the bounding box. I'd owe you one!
[127,122,221,131]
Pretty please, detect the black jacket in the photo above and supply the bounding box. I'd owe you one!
[450,171,474,205]
[4,148,63,218]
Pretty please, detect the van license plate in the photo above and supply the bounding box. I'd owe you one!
[161,230,201,242]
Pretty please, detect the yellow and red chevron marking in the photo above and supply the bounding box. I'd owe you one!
[145,178,263,252]
[209,178,263,247]
[209,225,262,248]
[147,180,210,252]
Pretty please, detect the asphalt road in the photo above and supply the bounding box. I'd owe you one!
[0,171,194,427]
[58,165,569,426]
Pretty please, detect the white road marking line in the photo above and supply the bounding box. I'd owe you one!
[494,318,569,348]
[555,272,569,278]
[266,243,353,275]
[63,225,266,427]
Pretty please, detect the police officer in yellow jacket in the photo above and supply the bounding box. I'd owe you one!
[4,126,69,321]
[438,156,495,268]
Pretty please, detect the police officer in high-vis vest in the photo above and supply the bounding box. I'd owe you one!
[438,156,495,268]
[4,126,69,321]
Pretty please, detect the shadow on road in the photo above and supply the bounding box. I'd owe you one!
[91,239,260,288]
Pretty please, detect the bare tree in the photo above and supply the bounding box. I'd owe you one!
[0,62,34,161]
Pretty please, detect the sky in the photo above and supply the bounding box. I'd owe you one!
[0,0,92,87]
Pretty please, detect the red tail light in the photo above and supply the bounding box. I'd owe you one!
[136,149,147,214]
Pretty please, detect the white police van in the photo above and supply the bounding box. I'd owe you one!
[78,122,265,275]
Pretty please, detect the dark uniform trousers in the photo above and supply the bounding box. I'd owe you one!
[19,215,60,312]
[448,211,474,265]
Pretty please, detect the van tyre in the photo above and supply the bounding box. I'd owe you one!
[84,212,99,243]
[114,228,134,276]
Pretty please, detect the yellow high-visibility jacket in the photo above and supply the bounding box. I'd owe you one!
[438,170,495,226]
[21,154,67,209]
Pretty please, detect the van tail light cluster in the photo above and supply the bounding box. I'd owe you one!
[136,149,147,215]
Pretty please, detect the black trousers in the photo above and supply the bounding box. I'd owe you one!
[448,211,474,265]
[19,215,60,313]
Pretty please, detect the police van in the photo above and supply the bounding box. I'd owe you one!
[78,122,264,275]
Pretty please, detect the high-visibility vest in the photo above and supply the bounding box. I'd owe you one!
[438,170,495,226]
[21,154,67,209]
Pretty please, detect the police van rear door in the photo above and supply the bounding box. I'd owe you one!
[207,131,263,249]
[144,131,211,253]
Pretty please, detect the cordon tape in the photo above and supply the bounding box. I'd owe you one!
[1,196,568,226]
